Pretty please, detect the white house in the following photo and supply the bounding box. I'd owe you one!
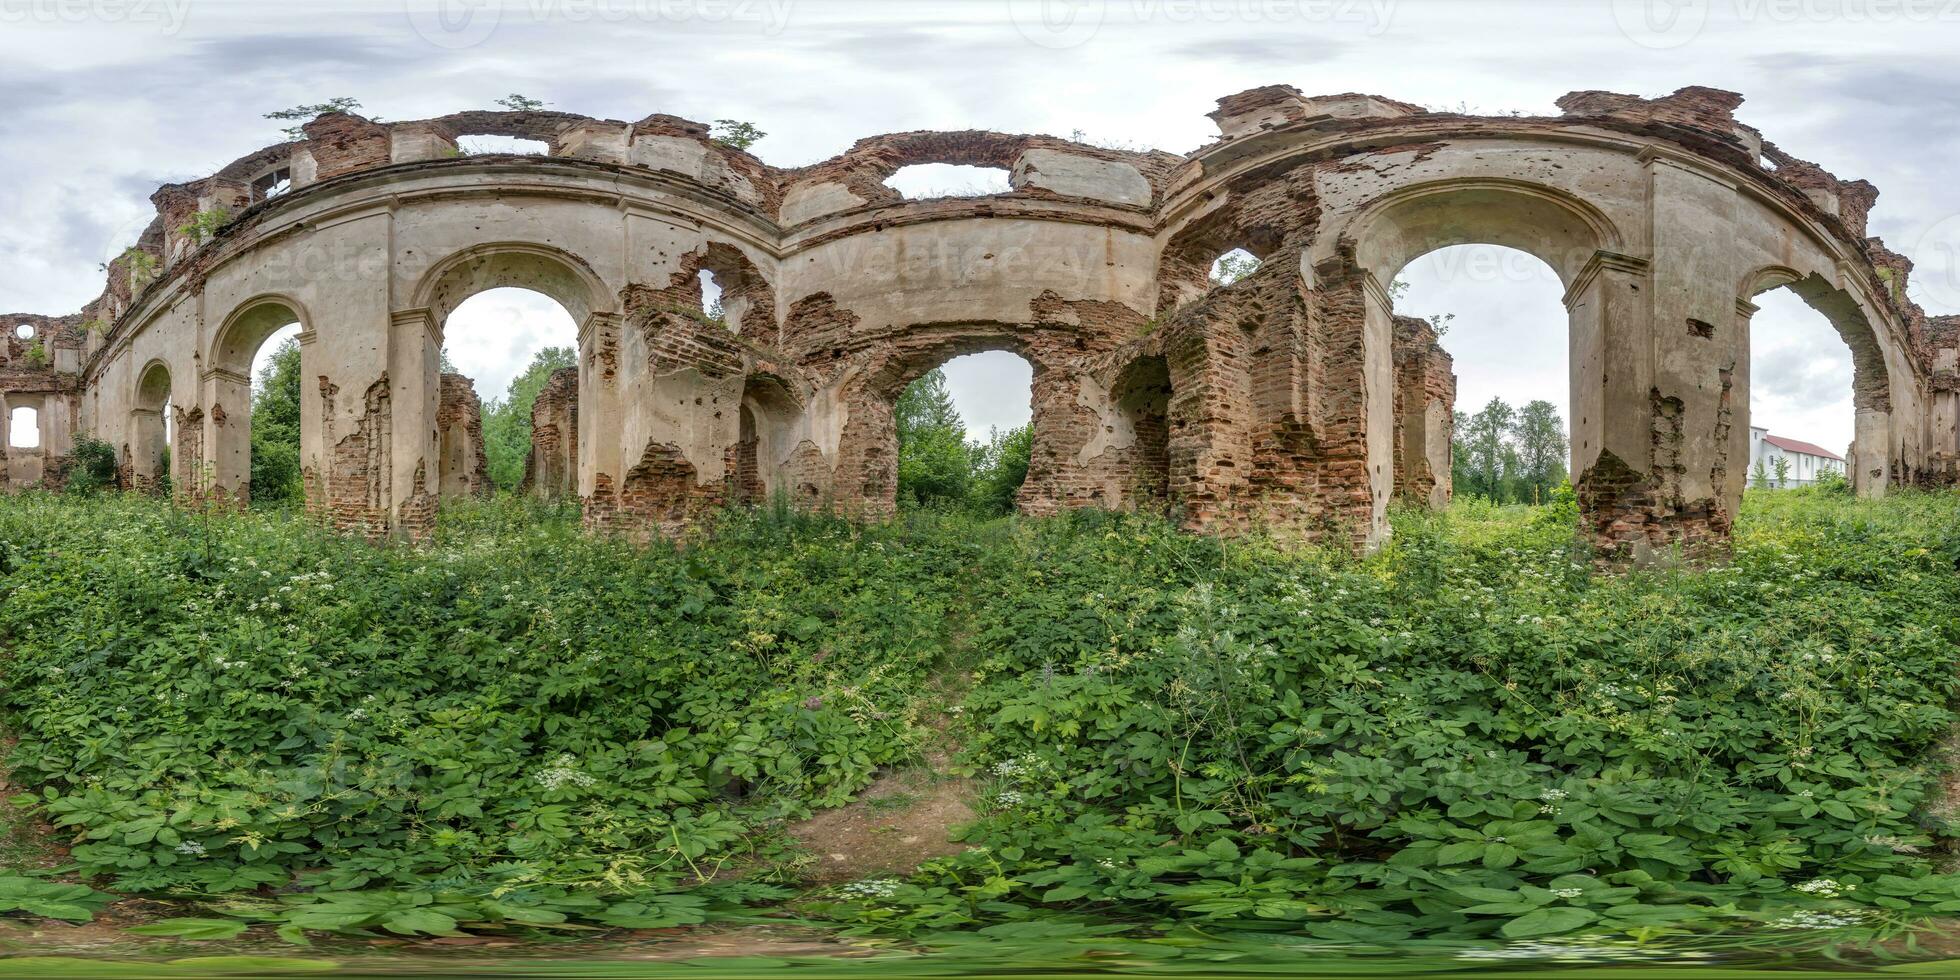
[1748,426,1845,488]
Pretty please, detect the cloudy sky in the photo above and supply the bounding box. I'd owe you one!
[2,0,1955,454]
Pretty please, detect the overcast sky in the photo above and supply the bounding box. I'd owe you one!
[2,1,1955,453]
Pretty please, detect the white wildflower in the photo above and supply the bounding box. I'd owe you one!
[532,753,596,791]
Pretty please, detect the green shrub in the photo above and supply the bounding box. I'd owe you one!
[63,436,120,496]
[2,490,1958,944]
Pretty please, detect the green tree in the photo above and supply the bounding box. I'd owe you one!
[1511,399,1567,505]
[1210,251,1260,287]
[1751,458,1772,490]
[266,97,363,140]
[249,338,304,505]
[1460,397,1516,502]
[496,94,546,111]
[711,120,766,152]
[969,424,1032,516]
[895,369,976,508]
[1772,455,1791,489]
[481,347,578,491]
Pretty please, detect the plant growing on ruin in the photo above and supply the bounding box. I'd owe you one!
[22,339,47,368]
[179,207,230,247]
[122,247,159,289]
[64,437,119,496]
[81,318,106,336]
[496,93,547,111]
[265,97,364,140]
[711,119,766,152]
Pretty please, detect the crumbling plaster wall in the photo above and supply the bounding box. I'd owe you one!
[47,85,1947,562]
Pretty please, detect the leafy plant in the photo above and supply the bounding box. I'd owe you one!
[0,876,113,923]
[64,436,120,496]
[711,120,766,152]
[179,208,230,247]
[496,94,547,112]
[265,97,364,140]
[122,248,159,289]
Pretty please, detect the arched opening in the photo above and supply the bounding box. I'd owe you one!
[885,164,1012,200]
[731,374,805,507]
[7,406,39,448]
[1209,249,1261,287]
[893,348,1034,514]
[1344,182,1620,540]
[1742,273,1875,493]
[440,288,580,499]
[1110,355,1172,509]
[412,243,610,518]
[209,299,305,505]
[130,360,173,492]
[1390,244,1571,509]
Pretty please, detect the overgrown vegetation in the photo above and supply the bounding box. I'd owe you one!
[482,347,577,491]
[710,120,766,152]
[1,489,1957,952]
[248,338,304,506]
[894,368,1032,514]
[266,98,364,141]
[1453,396,1569,505]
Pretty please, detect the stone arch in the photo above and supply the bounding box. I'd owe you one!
[1332,178,1631,548]
[1739,265,1895,495]
[733,372,806,506]
[1343,179,1626,289]
[128,357,174,492]
[834,326,1046,517]
[401,242,610,529]
[205,294,309,504]
[1107,354,1173,509]
[411,241,614,328]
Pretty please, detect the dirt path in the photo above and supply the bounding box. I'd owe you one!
[784,764,975,885]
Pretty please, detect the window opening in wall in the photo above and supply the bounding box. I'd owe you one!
[894,350,1032,514]
[8,406,40,449]
[884,164,1011,200]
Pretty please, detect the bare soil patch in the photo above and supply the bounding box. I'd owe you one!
[785,766,975,885]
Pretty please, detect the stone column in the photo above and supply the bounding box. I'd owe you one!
[577,311,622,528]
[388,308,442,537]
[199,364,253,504]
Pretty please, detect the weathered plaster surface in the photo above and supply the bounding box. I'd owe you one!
[9,85,1951,562]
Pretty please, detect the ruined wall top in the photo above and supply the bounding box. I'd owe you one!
[46,84,1944,377]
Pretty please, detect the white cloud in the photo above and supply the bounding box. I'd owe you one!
[0,1,1947,450]
[941,351,1033,443]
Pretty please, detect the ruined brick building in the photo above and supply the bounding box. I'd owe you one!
[4,85,1956,562]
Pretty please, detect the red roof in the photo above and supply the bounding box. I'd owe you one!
[1763,434,1844,462]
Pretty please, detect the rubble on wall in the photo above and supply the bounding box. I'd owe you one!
[1391,316,1456,508]
[521,367,578,501]
[437,374,491,499]
[0,314,86,492]
[18,84,1949,561]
